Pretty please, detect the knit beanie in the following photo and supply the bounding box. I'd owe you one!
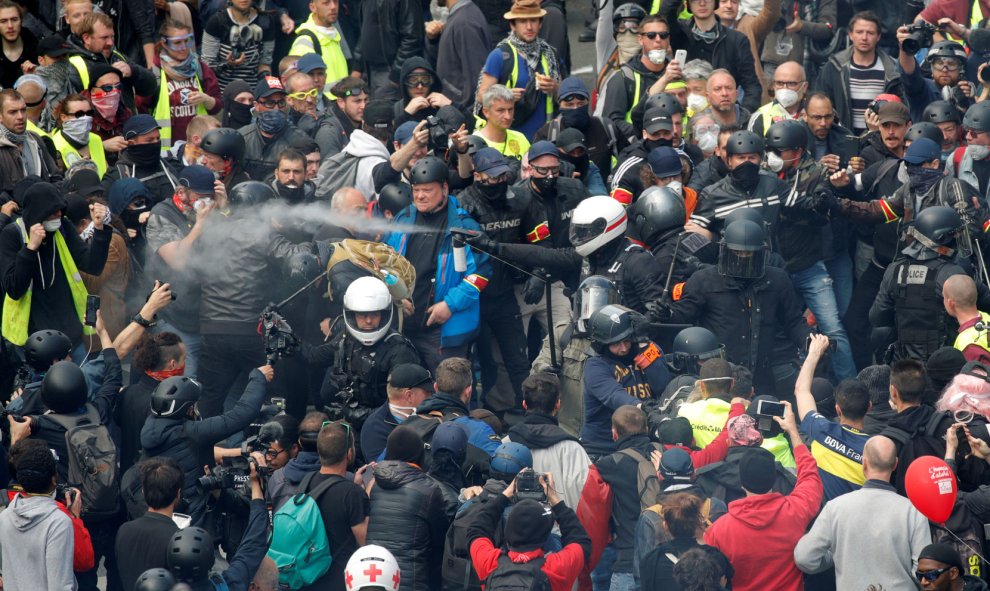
[918,543,964,573]
[738,447,776,494]
[928,347,966,392]
[857,365,892,404]
[504,499,554,551]
[385,426,425,466]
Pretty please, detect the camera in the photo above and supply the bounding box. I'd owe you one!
[197,456,255,495]
[54,483,76,506]
[261,307,298,365]
[902,21,936,54]
[516,470,547,503]
[425,115,450,153]
[979,63,990,84]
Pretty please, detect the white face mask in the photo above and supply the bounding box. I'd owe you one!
[389,402,417,420]
[42,219,62,232]
[687,93,708,112]
[766,151,784,173]
[61,116,93,143]
[666,180,683,195]
[968,145,990,161]
[775,88,800,109]
[696,131,718,153]
[647,49,667,65]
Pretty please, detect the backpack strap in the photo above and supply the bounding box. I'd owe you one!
[954,146,966,172]
[665,552,680,564]
[300,472,344,502]
[925,410,951,438]
[300,30,323,57]
[880,424,912,450]
[45,404,100,431]
[597,116,619,154]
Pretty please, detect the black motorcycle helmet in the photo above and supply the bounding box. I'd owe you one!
[905,122,944,145]
[228,180,276,208]
[668,327,726,374]
[904,205,964,260]
[408,156,449,185]
[40,361,87,413]
[644,92,684,116]
[166,527,215,583]
[963,101,990,133]
[927,40,968,64]
[724,130,765,156]
[632,186,686,247]
[464,135,488,157]
[200,128,246,164]
[589,304,642,346]
[765,120,809,151]
[150,376,201,419]
[23,329,73,372]
[378,182,412,217]
[923,100,962,124]
[718,219,768,279]
[574,275,620,334]
[135,568,176,591]
[612,3,646,28]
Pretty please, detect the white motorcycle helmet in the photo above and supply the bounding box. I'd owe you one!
[569,195,628,257]
[344,544,401,590]
[343,276,394,346]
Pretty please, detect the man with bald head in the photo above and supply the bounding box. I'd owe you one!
[944,274,990,363]
[12,75,46,137]
[702,69,749,129]
[795,435,932,590]
[315,186,367,242]
[748,61,808,136]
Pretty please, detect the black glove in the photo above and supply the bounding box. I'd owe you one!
[523,274,545,305]
[645,299,672,323]
[463,231,500,255]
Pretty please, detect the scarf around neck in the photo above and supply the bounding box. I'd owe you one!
[505,31,560,82]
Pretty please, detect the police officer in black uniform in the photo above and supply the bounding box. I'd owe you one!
[457,148,549,411]
[653,219,811,399]
[630,185,714,290]
[318,276,421,428]
[871,206,990,361]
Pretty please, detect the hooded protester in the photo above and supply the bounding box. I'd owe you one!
[394,57,451,128]
[427,422,469,516]
[108,177,153,264]
[221,80,254,130]
[0,181,111,347]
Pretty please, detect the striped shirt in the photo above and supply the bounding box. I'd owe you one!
[202,9,276,93]
[848,57,887,134]
[800,411,869,501]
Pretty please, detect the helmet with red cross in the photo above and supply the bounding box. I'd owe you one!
[344,544,401,590]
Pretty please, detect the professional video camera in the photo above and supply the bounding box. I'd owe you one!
[197,420,283,495]
[902,21,937,53]
[260,307,298,365]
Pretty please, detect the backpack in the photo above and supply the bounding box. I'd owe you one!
[267,472,342,589]
[314,149,362,200]
[47,405,119,518]
[400,411,492,484]
[881,410,950,467]
[932,501,989,582]
[618,444,663,511]
[484,554,551,591]
[442,491,501,591]
[324,239,416,304]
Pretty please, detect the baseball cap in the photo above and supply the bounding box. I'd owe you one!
[296,53,326,74]
[178,165,216,195]
[657,447,693,483]
[877,101,911,125]
[555,128,587,152]
[254,75,286,99]
[431,422,468,457]
[738,447,776,494]
[363,99,394,129]
[388,364,434,392]
[648,146,682,178]
[393,121,417,145]
[38,34,72,58]
[655,417,694,447]
[527,140,559,161]
[558,76,590,101]
[473,147,511,177]
[123,114,160,140]
[644,107,674,134]
[902,137,942,165]
[65,169,104,198]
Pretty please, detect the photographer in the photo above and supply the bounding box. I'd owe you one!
[372,114,474,195]
[165,459,269,591]
[466,470,591,591]
[139,365,274,526]
[897,33,972,123]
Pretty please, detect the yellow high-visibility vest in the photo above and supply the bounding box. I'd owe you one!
[506,42,553,118]
[153,67,208,153]
[51,129,107,178]
[678,397,797,468]
[290,16,349,85]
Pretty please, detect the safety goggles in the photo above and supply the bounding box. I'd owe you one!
[288,88,319,100]
[615,21,639,34]
[639,31,670,40]
[931,58,962,72]
[164,33,194,50]
[405,75,433,88]
[338,87,367,98]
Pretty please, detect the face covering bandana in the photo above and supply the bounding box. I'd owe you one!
[146,364,185,381]
[43,218,62,232]
[127,142,162,166]
[533,175,557,194]
[968,145,990,161]
[730,161,761,191]
[62,116,93,145]
[775,88,800,109]
[255,108,288,136]
[0,123,26,145]
[226,101,253,129]
[616,31,641,63]
[560,107,590,131]
[479,182,508,202]
[91,91,121,120]
[644,138,673,151]
[687,93,708,112]
[647,49,667,65]
[907,165,943,193]
[696,131,718,153]
[562,152,590,179]
[120,206,146,229]
[389,402,417,420]
[160,50,200,80]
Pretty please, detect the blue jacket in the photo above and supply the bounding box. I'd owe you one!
[386,195,492,348]
[580,343,672,454]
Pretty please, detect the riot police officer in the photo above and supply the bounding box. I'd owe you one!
[321,277,421,427]
[630,186,713,291]
[198,128,251,193]
[871,206,990,361]
[658,326,726,413]
[654,219,811,399]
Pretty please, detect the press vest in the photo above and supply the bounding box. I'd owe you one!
[51,130,107,178]
[1,219,93,346]
[154,67,208,153]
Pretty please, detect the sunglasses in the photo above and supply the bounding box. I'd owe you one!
[406,76,433,88]
[531,164,560,176]
[93,83,122,93]
[339,88,367,98]
[477,173,508,185]
[915,567,951,582]
[66,110,93,118]
[288,88,319,100]
[322,419,353,443]
[258,98,287,108]
[640,31,670,40]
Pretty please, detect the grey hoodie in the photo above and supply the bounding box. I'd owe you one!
[0,494,75,590]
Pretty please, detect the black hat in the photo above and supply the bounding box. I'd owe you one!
[505,499,554,551]
[927,347,966,390]
[65,195,91,225]
[556,127,587,152]
[657,447,693,483]
[385,425,425,465]
[363,100,394,129]
[738,447,776,494]
[253,75,287,99]
[38,35,73,57]
[388,364,434,392]
[66,169,104,199]
[918,543,965,573]
[656,417,694,447]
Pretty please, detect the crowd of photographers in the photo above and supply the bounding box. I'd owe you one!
[10,0,990,589]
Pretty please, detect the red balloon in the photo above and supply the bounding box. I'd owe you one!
[905,456,958,524]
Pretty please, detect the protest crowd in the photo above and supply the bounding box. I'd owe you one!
[10,0,990,589]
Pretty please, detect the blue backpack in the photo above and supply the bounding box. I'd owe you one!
[267,473,341,589]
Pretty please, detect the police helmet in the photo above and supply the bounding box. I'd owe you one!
[285,252,322,287]
[200,128,245,164]
[589,304,642,345]
[378,183,412,217]
[724,131,765,156]
[632,186,687,247]
[718,219,768,279]
[574,275,620,334]
[668,327,726,373]
[765,120,809,152]
[923,100,962,125]
[644,92,684,116]
[23,330,73,372]
[229,180,276,208]
[166,527,215,582]
[904,205,964,260]
[569,195,627,257]
[408,156,449,185]
[343,276,394,346]
[150,376,201,419]
[40,361,87,414]
[905,122,944,145]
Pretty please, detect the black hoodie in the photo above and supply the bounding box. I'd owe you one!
[0,183,111,345]
[393,57,444,128]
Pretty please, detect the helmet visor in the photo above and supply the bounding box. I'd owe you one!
[718,245,767,278]
[569,218,606,249]
[578,282,620,330]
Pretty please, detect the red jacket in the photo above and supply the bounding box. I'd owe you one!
[6,488,94,572]
[665,401,746,470]
[703,444,822,591]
